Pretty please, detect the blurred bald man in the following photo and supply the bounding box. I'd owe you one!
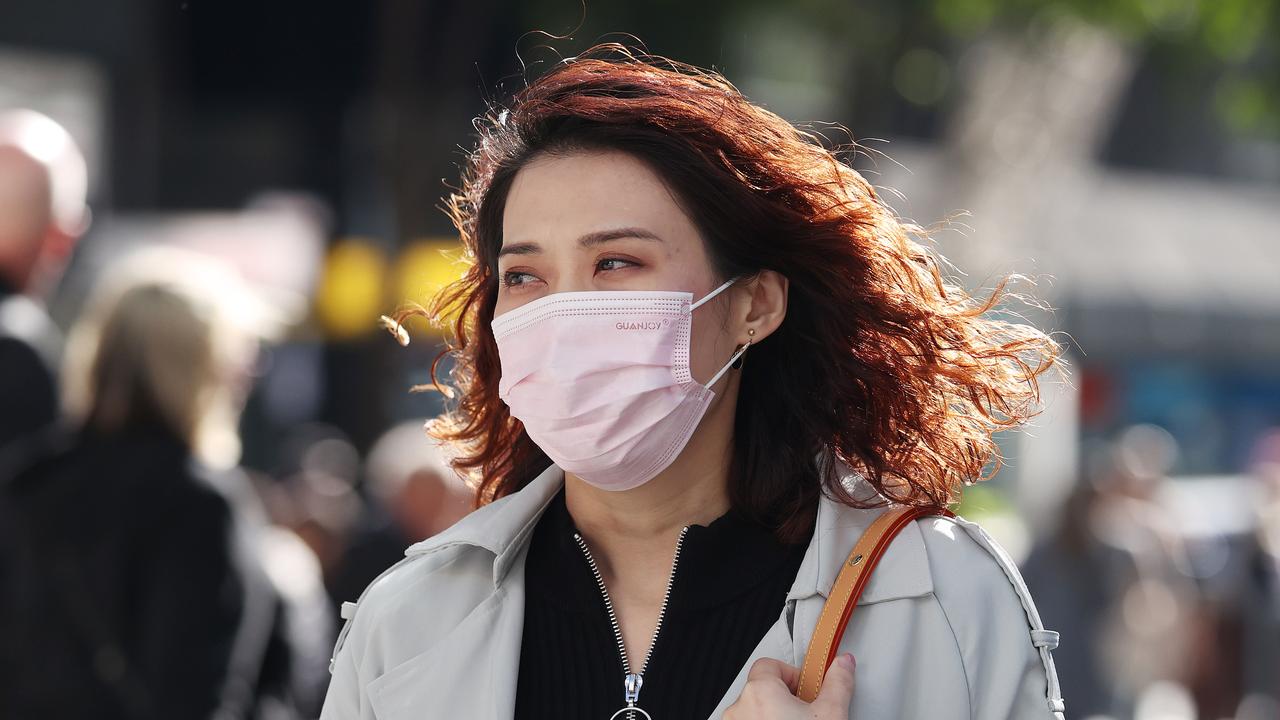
[0,110,89,449]
[365,420,472,541]
[324,420,473,619]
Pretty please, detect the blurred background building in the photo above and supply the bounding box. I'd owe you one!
[1,1,1277,719]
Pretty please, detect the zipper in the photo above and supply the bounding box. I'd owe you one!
[574,525,690,719]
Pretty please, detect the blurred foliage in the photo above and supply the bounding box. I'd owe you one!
[512,0,1279,140]
[930,0,1280,138]
[949,480,1017,518]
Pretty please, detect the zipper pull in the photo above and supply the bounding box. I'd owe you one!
[624,672,643,705]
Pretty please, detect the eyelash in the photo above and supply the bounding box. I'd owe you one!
[500,257,639,288]
[500,271,534,288]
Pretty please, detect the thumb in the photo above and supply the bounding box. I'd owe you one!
[813,653,856,713]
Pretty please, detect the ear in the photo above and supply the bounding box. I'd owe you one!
[736,270,787,344]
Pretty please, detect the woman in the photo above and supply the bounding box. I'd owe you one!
[0,249,326,719]
[323,47,1067,719]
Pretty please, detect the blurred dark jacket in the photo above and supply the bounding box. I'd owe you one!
[1184,529,1280,716]
[0,276,60,449]
[0,423,316,720]
[325,500,409,633]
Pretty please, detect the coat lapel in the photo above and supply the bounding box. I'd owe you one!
[366,465,561,720]
[706,468,937,717]
[364,456,936,719]
[366,584,518,719]
[364,548,534,720]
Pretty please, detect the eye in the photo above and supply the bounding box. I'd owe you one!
[597,257,638,273]
[501,270,537,287]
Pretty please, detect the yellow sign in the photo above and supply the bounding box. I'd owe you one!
[392,238,468,341]
[316,238,389,341]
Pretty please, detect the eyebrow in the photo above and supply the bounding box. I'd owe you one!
[496,227,663,259]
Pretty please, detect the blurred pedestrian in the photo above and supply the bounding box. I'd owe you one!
[271,422,471,634]
[0,109,89,448]
[1020,475,1120,718]
[1183,431,1280,719]
[316,420,471,626]
[363,419,470,543]
[267,430,372,622]
[1022,428,1201,719]
[0,248,326,720]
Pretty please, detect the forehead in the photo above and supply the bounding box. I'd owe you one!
[0,146,50,198]
[501,148,699,248]
[0,147,52,238]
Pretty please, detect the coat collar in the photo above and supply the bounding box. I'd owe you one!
[793,470,935,605]
[404,454,934,604]
[405,460,565,586]
[381,455,935,720]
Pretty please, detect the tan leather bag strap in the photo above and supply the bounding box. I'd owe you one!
[796,504,956,702]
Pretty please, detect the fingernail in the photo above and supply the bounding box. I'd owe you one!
[837,653,856,669]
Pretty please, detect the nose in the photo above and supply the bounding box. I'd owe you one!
[544,264,600,295]
[551,280,594,294]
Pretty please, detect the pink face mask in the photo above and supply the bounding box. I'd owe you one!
[492,276,748,491]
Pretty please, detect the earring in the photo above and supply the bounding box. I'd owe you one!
[732,333,754,370]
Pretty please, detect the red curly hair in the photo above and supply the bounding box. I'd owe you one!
[401,45,1062,542]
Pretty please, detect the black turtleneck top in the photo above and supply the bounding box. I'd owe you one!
[513,487,812,719]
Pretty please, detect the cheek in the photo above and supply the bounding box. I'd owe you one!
[687,308,737,385]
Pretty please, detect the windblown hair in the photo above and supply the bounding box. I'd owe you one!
[405,45,1062,542]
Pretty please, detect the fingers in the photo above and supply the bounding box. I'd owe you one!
[745,657,802,693]
[813,653,857,713]
[726,656,854,720]
[726,658,805,720]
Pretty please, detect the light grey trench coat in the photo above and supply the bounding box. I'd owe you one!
[320,457,1068,719]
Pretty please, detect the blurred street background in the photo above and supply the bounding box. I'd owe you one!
[1,1,1278,719]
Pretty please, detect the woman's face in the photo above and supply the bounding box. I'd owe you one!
[495,148,742,386]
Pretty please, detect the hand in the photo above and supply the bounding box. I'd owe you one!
[723,653,856,719]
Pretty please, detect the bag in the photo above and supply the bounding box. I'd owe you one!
[795,505,955,701]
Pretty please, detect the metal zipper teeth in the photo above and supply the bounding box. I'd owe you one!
[573,525,690,683]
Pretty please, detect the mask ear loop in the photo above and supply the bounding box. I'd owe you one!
[693,275,751,389]
[689,275,744,311]
[706,339,751,389]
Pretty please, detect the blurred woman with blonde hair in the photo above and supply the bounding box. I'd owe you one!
[0,248,321,720]
[60,248,264,469]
